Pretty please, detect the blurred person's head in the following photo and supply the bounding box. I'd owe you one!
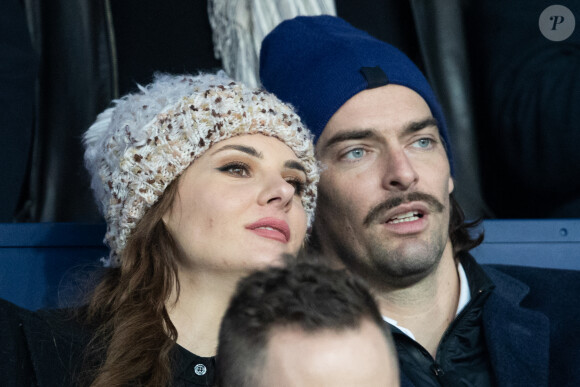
[216,262,400,387]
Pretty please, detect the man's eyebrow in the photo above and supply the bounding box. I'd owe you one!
[404,117,439,135]
[321,118,438,150]
[211,144,263,158]
[322,129,379,149]
[284,160,307,174]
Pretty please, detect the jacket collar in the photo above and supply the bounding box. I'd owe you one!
[482,264,550,387]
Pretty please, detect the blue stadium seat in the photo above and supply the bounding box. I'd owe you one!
[0,223,107,310]
[471,219,580,270]
[0,220,578,311]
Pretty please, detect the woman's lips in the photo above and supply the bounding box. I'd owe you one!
[245,217,291,243]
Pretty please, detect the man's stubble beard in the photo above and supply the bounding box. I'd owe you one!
[314,190,450,290]
[360,229,448,289]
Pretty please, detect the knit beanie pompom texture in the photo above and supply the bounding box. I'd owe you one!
[84,72,319,267]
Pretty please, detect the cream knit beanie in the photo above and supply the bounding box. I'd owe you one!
[83,71,318,267]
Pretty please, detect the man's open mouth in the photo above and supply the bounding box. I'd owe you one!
[386,211,424,224]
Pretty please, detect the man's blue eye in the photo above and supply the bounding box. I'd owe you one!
[344,148,365,159]
[415,138,432,148]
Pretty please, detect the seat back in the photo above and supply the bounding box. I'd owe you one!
[472,219,580,270]
[0,223,107,310]
[1,220,578,310]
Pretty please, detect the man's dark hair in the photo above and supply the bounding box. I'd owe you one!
[449,193,484,256]
[215,262,390,387]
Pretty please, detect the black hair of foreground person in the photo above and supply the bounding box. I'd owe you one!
[216,262,400,387]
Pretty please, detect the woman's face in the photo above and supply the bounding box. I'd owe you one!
[163,134,308,275]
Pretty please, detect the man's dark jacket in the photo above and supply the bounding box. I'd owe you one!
[398,262,580,387]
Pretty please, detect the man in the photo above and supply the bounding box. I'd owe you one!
[216,263,400,387]
[259,15,580,386]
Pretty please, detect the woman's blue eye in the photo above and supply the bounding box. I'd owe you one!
[344,148,366,160]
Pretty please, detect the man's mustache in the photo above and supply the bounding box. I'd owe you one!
[363,192,445,226]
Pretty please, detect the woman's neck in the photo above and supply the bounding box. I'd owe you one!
[166,270,242,357]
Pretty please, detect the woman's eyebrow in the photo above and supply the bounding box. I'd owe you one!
[211,144,263,158]
[284,160,307,173]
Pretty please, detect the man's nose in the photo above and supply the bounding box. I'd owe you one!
[380,148,419,192]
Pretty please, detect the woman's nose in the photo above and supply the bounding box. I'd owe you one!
[258,174,295,210]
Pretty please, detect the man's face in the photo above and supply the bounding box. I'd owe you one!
[314,85,454,288]
[259,319,400,387]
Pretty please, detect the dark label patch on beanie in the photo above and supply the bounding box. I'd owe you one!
[360,66,389,89]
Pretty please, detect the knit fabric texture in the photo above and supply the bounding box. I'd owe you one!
[259,15,453,166]
[83,72,319,266]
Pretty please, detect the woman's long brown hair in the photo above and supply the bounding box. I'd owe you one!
[83,180,182,386]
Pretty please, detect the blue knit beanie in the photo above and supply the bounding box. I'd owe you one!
[260,15,453,167]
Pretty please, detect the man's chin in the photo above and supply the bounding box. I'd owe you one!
[383,264,437,288]
[365,243,443,287]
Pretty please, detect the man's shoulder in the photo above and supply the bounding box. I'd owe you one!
[481,264,580,385]
[482,263,580,323]
[483,264,580,294]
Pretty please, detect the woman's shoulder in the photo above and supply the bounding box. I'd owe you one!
[0,299,37,385]
[0,298,95,386]
[0,297,29,316]
[0,298,38,343]
[0,298,32,347]
[25,304,93,370]
[33,304,91,340]
[0,297,90,326]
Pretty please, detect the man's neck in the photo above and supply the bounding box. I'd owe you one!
[375,241,459,357]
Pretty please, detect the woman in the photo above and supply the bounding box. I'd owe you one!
[1,72,318,386]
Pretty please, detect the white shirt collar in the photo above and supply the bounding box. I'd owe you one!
[383,262,471,341]
[456,261,471,316]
